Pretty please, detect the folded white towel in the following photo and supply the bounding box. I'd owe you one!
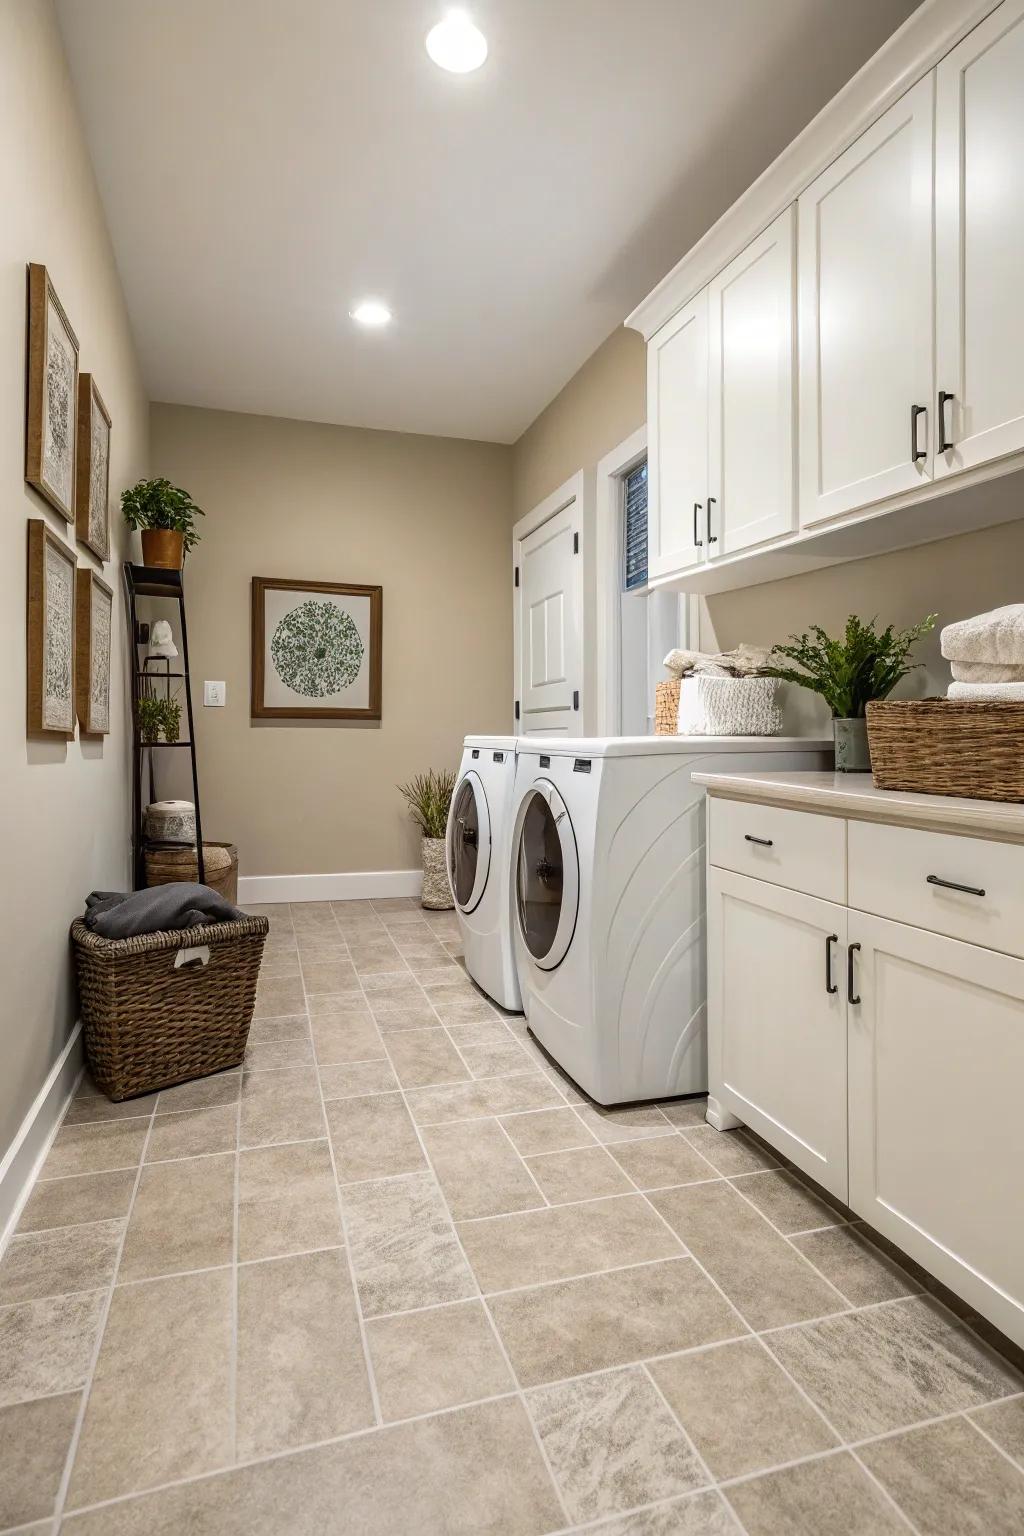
[950,660,1024,683]
[947,680,1024,702]
[941,604,1024,664]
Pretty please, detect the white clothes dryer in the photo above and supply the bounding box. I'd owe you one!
[510,735,831,1104]
[446,736,522,1012]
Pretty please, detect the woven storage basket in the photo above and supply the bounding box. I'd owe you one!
[71,913,268,1100]
[866,699,1024,802]
[655,679,681,735]
[145,841,238,903]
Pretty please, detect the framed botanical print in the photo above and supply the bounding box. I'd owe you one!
[26,265,79,522]
[27,519,77,737]
[75,375,112,560]
[75,567,114,735]
[251,577,383,721]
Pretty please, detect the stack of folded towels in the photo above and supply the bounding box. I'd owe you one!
[942,604,1024,701]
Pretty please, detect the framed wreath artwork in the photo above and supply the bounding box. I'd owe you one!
[251,577,382,721]
[25,264,80,522]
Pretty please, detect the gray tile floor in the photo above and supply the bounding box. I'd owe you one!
[1,897,1022,1533]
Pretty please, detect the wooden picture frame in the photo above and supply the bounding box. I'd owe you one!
[27,519,77,738]
[74,375,112,560]
[75,567,114,735]
[26,264,80,522]
[251,577,383,721]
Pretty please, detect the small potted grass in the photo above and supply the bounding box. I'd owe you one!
[398,769,457,909]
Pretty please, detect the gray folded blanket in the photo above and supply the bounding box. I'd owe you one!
[84,882,244,939]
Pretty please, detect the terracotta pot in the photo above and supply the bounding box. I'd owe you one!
[142,528,184,569]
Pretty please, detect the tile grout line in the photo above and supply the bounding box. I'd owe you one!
[957,1403,1024,1477]
[229,1070,242,1463]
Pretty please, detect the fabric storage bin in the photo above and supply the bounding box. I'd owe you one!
[71,913,268,1099]
[658,674,782,737]
[867,699,1024,802]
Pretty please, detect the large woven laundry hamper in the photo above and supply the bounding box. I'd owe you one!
[71,913,268,1100]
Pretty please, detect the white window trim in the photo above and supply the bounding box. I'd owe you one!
[512,469,585,736]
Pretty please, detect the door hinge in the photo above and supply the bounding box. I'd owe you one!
[573,689,580,711]
[514,700,520,721]
[514,565,519,587]
[573,532,579,554]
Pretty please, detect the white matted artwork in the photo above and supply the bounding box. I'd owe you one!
[76,567,113,735]
[251,577,383,720]
[27,519,77,737]
[26,265,79,522]
[75,375,112,560]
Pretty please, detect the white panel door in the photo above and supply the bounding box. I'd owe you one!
[849,912,1024,1348]
[799,76,935,527]
[517,495,581,736]
[647,290,708,577]
[708,868,849,1200]
[936,0,1024,477]
[708,206,797,556]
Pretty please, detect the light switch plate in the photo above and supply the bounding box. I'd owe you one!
[204,681,226,707]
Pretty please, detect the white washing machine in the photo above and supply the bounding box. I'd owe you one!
[446,736,522,1012]
[510,735,832,1104]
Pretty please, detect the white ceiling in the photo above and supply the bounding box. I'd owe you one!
[57,0,919,443]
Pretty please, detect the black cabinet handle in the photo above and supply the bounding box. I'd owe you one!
[693,503,703,548]
[743,834,773,847]
[825,933,839,995]
[847,942,861,1006]
[706,496,718,545]
[911,405,927,463]
[927,874,985,898]
[938,391,955,453]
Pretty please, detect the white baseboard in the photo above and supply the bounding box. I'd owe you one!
[238,869,423,905]
[0,1023,84,1257]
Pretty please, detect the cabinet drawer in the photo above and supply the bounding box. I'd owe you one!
[708,796,845,902]
[848,819,1024,959]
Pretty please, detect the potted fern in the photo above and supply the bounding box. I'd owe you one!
[767,614,936,770]
[122,478,205,570]
[398,769,457,909]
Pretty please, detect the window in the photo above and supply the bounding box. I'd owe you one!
[623,460,648,591]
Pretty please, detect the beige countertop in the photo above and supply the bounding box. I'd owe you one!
[692,769,1024,843]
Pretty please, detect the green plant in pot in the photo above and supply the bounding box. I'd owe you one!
[398,769,457,910]
[122,478,205,571]
[158,697,182,743]
[767,614,936,771]
[136,695,163,746]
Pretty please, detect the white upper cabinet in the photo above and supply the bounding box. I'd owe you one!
[936,0,1024,476]
[798,76,935,527]
[647,290,709,577]
[707,207,797,556]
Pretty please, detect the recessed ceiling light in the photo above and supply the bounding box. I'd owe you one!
[426,9,488,74]
[350,300,392,327]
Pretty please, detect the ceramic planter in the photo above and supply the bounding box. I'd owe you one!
[420,836,453,910]
[141,528,184,569]
[833,715,871,772]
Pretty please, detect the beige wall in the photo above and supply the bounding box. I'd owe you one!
[511,325,1024,736]
[0,2,149,1156]
[150,404,513,878]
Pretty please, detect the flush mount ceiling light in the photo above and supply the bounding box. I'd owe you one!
[350,300,392,327]
[426,9,488,73]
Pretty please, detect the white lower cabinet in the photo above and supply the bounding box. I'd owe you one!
[708,869,848,1201]
[708,795,1024,1349]
[848,913,1024,1347]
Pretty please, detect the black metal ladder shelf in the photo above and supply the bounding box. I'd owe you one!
[124,564,205,890]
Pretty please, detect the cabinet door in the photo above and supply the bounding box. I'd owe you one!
[798,76,935,527]
[647,290,708,577]
[708,207,796,556]
[849,912,1024,1349]
[708,868,848,1200]
[936,0,1024,478]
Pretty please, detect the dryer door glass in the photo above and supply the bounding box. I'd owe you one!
[516,782,578,970]
[448,773,490,913]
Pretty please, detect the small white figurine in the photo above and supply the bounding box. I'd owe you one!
[149,619,179,659]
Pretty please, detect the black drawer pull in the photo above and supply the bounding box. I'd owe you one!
[706,496,718,545]
[847,941,861,1006]
[927,874,985,898]
[911,404,927,463]
[693,502,703,549]
[744,834,773,847]
[825,933,839,995]
[938,390,955,453]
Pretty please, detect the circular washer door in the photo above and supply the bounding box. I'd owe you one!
[447,771,491,914]
[515,779,579,971]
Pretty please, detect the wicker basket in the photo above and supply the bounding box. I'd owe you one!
[145,841,238,903]
[866,699,1024,802]
[655,679,681,735]
[71,913,269,1100]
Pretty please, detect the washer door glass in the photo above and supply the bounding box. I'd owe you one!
[447,772,490,913]
[516,781,579,970]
